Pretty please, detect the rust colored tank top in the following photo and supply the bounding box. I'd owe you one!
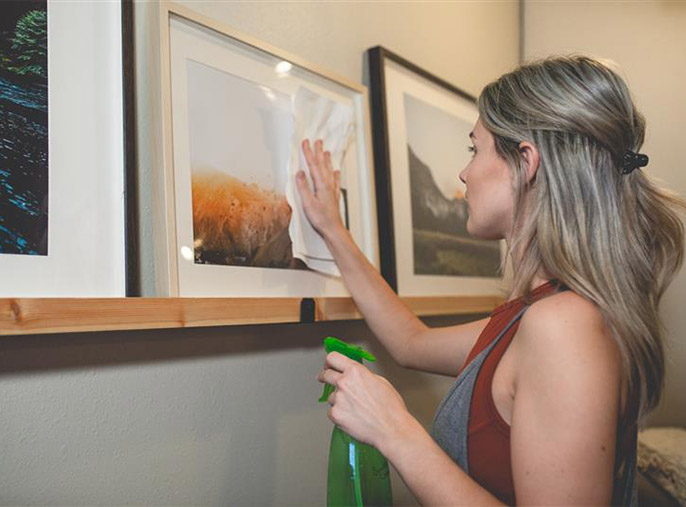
[460,279,638,505]
[431,280,638,507]
[461,279,563,505]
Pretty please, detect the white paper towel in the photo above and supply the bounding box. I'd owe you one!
[286,86,354,276]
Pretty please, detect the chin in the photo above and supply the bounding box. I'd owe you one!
[466,220,502,241]
[465,220,482,239]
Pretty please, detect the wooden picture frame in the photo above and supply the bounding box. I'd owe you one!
[368,46,504,298]
[151,1,378,298]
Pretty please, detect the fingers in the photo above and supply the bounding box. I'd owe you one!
[315,140,328,173]
[333,170,341,198]
[326,351,360,372]
[301,140,320,194]
[295,170,315,208]
[301,139,333,194]
[318,142,333,179]
[318,367,343,387]
[302,139,323,194]
[302,138,318,165]
[318,367,342,407]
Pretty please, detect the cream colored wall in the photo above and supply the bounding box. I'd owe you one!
[0,2,520,506]
[524,1,686,426]
[175,1,518,96]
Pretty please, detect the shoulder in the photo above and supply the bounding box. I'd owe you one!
[521,289,607,332]
[510,291,622,504]
[518,290,617,356]
[515,290,622,394]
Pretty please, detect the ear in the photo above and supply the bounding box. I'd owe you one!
[518,141,540,184]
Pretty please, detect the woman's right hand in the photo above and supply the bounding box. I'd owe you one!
[295,143,436,377]
[295,139,346,240]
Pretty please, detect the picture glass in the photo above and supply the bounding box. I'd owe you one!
[404,94,500,277]
[168,15,376,296]
[187,59,305,270]
[381,57,503,296]
[0,0,48,256]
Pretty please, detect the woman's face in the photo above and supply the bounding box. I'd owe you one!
[458,118,515,241]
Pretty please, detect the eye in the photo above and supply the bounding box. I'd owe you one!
[467,145,477,157]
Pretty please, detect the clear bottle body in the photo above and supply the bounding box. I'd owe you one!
[327,425,393,507]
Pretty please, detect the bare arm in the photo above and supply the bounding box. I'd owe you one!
[326,291,622,505]
[510,292,621,505]
[321,351,504,506]
[296,139,487,375]
[379,416,504,506]
[370,293,621,506]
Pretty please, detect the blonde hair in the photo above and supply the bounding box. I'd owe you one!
[478,55,685,426]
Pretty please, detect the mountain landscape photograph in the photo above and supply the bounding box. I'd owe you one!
[404,93,500,277]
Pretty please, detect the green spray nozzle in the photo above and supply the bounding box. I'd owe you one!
[318,336,375,403]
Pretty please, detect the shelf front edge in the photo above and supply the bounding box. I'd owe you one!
[0,298,302,336]
[0,295,503,336]
[315,295,502,321]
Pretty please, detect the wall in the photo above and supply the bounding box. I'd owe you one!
[523,0,686,426]
[0,1,519,506]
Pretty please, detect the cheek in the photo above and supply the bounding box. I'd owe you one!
[466,182,513,234]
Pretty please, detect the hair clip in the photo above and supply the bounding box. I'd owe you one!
[622,150,649,175]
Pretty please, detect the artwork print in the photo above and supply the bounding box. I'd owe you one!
[404,94,500,277]
[186,60,348,271]
[0,0,48,256]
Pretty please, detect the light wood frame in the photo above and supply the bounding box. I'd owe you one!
[152,1,378,298]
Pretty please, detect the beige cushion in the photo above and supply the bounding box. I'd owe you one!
[637,427,686,505]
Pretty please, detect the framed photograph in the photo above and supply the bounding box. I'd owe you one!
[153,2,377,297]
[368,46,504,298]
[0,0,128,296]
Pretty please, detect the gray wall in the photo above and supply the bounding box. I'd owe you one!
[0,317,477,506]
[0,2,519,505]
[523,0,686,427]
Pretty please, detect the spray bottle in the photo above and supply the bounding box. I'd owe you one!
[319,336,393,507]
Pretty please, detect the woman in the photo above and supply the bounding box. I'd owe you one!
[295,55,685,505]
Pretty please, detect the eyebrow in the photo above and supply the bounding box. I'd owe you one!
[469,131,476,140]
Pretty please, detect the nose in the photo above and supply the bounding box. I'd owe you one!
[458,167,467,185]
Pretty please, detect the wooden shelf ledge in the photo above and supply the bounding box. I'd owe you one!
[0,296,503,336]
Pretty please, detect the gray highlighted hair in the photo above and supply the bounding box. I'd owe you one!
[478,55,685,425]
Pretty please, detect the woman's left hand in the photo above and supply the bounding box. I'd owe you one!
[317,351,413,450]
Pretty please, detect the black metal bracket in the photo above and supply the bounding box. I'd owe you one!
[300,298,316,323]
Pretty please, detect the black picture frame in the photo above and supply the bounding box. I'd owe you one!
[122,0,140,297]
[367,46,501,296]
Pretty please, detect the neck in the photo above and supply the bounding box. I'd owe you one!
[504,236,551,294]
